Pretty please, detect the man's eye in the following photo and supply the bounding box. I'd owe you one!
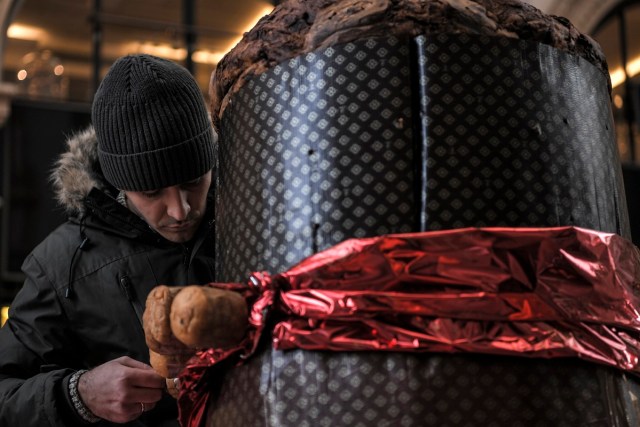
[182,178,201,188]
[142,191,160,198]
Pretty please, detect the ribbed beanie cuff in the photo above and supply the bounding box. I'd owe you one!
[98,127,215,191]
[92,54,215,191]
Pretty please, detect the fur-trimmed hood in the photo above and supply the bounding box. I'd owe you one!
[50,126,111,215]
[50,126,216,242]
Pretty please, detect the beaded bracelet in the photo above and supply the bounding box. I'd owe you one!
[68,370,101,423]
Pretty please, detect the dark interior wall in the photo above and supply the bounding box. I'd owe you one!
[0,98,91,303]
[623,164,640,244]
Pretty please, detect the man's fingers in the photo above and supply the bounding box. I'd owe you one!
[131,370,166,389]
[116,355,153,370]
[79,357,166,423]
[115,356,166,389]
[126,387,164,405]
[165,377,180,399]
[125,401,157,420]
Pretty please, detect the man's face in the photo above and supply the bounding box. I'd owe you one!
[124,171,212,243]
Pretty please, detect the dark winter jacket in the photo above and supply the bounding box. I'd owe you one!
[0,127,216,426]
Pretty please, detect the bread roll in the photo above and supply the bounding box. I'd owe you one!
[143,285,191,355]
[170,286,249,349]
[149,348,194,379]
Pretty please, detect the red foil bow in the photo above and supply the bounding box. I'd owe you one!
[179,226,640,426]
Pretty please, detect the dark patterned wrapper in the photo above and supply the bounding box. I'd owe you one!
[199,33,635,427]
[179,227,640,427]
[215,34,629,283]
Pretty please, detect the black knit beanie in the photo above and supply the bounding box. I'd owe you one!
[92,54,215,191]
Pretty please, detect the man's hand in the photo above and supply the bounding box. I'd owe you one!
[78,356,166,423]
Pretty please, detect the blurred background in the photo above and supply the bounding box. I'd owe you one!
[0,0,639,324]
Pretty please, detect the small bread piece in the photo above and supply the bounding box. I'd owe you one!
[143,285,191,354]
[149,349,194,379]
[165,377,180,399]
[170,286,249,349]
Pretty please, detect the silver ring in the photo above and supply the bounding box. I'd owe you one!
[140,402,145,413]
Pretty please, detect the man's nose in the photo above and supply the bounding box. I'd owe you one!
[165,187,190,221]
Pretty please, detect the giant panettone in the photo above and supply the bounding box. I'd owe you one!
[200,0,637,425]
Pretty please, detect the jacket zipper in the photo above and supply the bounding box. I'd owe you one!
[182,245,192,284]
[119,274,144,323]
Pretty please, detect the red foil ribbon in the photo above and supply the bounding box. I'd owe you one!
[178,226,640,426]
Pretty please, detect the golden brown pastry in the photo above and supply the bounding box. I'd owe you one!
[143,284,249,398]
[143,285,191,355]
[149,348,194,379]
[165,377,181,399]
[144,286,196,398]
[170,286,249,349]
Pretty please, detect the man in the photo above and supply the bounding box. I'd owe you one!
[0,54,216,426]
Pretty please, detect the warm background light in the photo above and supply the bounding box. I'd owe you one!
[7,23,43,41]
[1,307,9,327]
[224,4,274,53]
[123,5,273,66]
[127,42,187,61]
[3,1,278,99]
[626,57,640,80]
[610,56,640,89]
